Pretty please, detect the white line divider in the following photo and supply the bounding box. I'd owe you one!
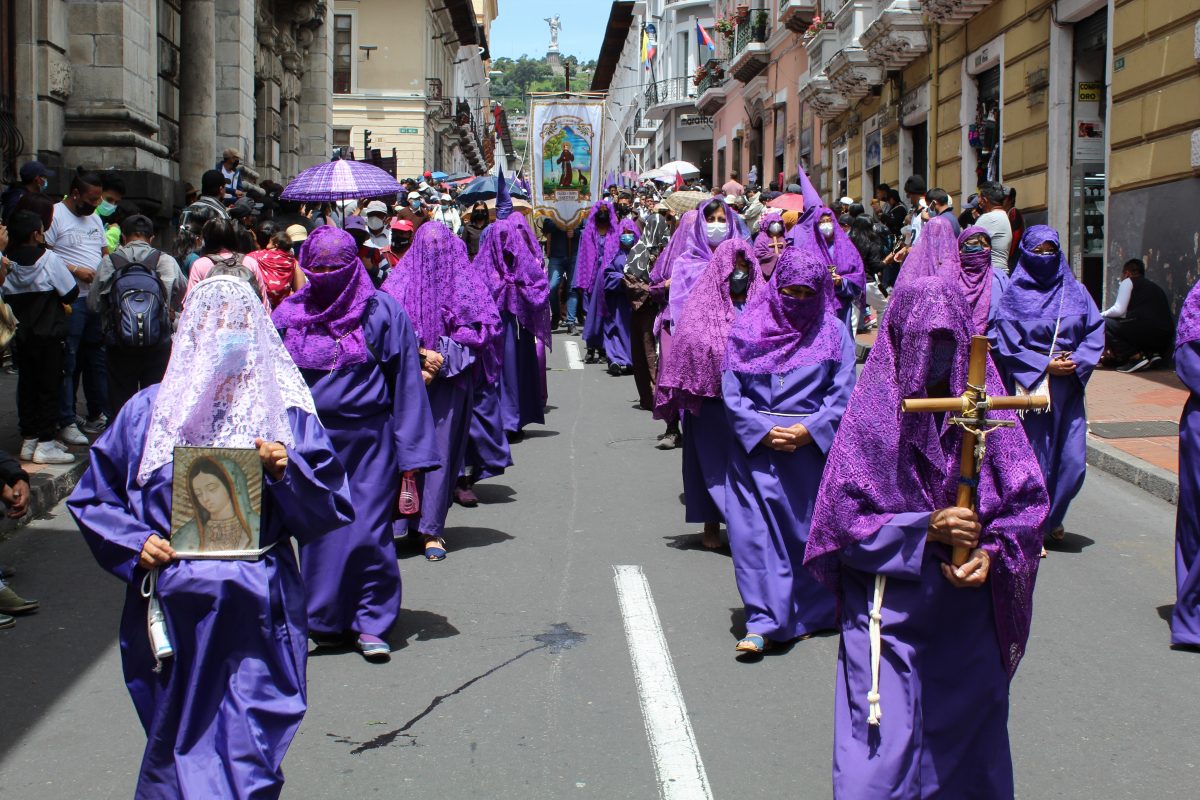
[563,340,585,370]
[612,565,714,800]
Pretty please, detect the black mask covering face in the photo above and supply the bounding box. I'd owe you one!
[472,210,488,224]
[595,210,611,227]
[729,268,750,297]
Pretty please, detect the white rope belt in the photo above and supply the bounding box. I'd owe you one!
[867,574,887,727]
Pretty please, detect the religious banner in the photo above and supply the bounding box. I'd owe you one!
[529,95,605,229]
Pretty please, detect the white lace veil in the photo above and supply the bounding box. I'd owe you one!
[137,275,317,485]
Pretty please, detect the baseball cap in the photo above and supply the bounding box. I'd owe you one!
[229,196,263,219]
[389,218,415,232]
[19,161,53,182]
[407,192,422,202]
[364,200,389,216]
[440,193,452,203]
[964,193,980,210]
[119,214,155,238]
[344,215,368,232]
[360,238,382,250]
[839,196,854,207]
[286,224,309,243]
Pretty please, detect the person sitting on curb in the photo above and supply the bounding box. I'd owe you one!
[0,448,38,629]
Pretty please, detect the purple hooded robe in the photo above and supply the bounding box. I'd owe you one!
[806,277,1049,799]
[788,206,866,329]
[1172,280,1200,645]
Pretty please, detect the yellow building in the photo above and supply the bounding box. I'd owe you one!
[798,0,1199,311]
[331,0,498,178]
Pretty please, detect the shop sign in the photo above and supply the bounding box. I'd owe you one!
[1077,81,1101,102]
[968,38,1002,76]
[397,127,419,135]
[679,114,714,127]
[900,83,929,126]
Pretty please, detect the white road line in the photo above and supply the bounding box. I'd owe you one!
[613,565,714,800]
[563,339,585,370]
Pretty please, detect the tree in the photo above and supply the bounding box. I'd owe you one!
[507,56,552,98]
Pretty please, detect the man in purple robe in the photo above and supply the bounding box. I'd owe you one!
[722,248,858,654]
[1172,281,1200,647]
[752,213,788,280]
[807,278,1049,798]
[575,200,619,363]
[590,218,641,375]
[788,205,866,330]
[274,227,439,659]
[989,226,1104,544]
[383,220,500,561]
[656,238,765,550]
[68,276,354,798]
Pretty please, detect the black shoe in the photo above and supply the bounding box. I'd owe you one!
[566,323,577,335]
[607,362,623,376]
[585,350,600,364]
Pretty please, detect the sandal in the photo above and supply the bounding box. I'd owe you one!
[424,536,448,562]
[735,633,769,655]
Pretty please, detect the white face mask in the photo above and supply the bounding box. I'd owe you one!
[214,328,254,377]
[367,217,386,233]
[705,222,728,246]
[818,222,835,239]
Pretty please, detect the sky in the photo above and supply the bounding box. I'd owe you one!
[489,0,612,62]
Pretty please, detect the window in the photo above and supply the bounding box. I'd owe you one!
[334,15,353,94]
[333,128,351,148]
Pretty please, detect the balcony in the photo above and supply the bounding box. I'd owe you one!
[919,0,994,24]
[797,72,849,121]
[780,0,820,32]
[861,1,929,71]
[696,67,728,115]
[635,106,659,139]
[826,46,885,100]
[803,25,837,76]
[645,77,697,121]
[729,16,771,83]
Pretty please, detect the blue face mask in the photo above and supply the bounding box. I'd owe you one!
[619,233,636,249]
[960,244,986,254]
[215,328,254,376]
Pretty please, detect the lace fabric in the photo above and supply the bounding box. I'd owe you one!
[1177,279,1200,348]
[805,277,1049,679]
[655,238,765,418]
[137,276,317,485]
[664,200,751,326]
[998,225,1091,321]
[572,200,619,292]
[787,206,866,309]
[893,215,960,290]
[473,214,551,346]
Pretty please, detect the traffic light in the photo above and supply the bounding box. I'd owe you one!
[363,129,373,154]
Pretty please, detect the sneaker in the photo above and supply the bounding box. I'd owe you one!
[58,423,89,446]
[33,441,76,464]
[81,414,108,434]
[19,438,36,462]
[356,633,391,661]
[0,586,39,614]
[0,564,16,579]
[1117,357,1152,374]
[566,323,577,335]
[0,613,14,630]
[656,432,680,451]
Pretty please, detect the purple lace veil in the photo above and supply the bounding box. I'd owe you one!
[805,277,1049,679]
[573,199,618,291]
[272,226,377,370]
[893,215,960,290]
[1177,279,1200,348]
[665,200,751,325]
[382,220,500,350]
[787,206,866,306]
[474,210,551,346]
[998,225,1090,320]
[726,246,844,374]
[753,211,787,277]
[655,238,765,418]
[649,209,699,287]
[592,218,641,321]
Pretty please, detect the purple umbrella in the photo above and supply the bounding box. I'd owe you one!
[280,159,404,202]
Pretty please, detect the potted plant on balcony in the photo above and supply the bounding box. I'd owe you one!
[693,64,708,87]
[752,11,768,42]
[823,6,836,29]
[715,17,735,41]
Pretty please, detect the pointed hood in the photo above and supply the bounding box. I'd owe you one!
[495,166,513,221]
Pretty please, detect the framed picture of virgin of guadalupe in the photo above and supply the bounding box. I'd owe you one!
[170,447,267,560]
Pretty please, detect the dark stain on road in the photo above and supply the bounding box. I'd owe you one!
[329,622,587,754]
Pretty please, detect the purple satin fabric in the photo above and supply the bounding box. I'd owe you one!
[806,277,1049,680]
[273,226,377,370]
[656,238,765,418]
[67,388,353,798]
[1173,339,1200,645]
[999,225,1091,320]
[725,247,844,375]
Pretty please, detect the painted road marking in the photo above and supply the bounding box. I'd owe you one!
[564,340,585,370]
[613,565,714,800]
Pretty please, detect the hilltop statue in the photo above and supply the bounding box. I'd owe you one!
[545,15,561,52]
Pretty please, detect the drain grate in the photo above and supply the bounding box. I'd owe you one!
[1090,421,1179,439]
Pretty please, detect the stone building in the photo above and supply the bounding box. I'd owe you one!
[0,0,334,224]
[330,0,498,179]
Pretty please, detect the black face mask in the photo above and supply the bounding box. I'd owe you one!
[729,268,750,297]
[472,211,488,224]
[73,198,97,217]
[595,211,611,227]
[393,236,411,250]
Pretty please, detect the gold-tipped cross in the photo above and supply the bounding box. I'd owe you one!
[900,335,1049,566]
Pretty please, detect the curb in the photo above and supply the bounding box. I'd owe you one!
[1085,437,1179,506]
[0,459,88,538]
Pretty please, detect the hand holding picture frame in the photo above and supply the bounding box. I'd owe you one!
[170,447,269,560]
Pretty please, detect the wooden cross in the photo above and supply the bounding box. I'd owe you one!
[901,335,1049,566]
[769,236,785,255]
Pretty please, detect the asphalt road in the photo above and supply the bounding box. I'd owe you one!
[0,329,1195,799]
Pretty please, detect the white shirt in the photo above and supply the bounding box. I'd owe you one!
[45,201,108,296]
[1102,277,1133,319]
[975,209,1012,274]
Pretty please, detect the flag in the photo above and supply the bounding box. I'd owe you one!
[674,170,684,191]
[696,21,716,53]
[645,23,658,67]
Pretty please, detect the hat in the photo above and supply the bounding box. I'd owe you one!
[119,214,155,238]
[344,215,368,232]
[19,161,53,182]
[285,224,309,243]
[495,166,513,221]
[407,192,422,202]
[228,196,263,219]
[359,238,382,250]
[222,148,241,161]
[964,193,980,210]
[423,171,432,179]
[440,193,452,203]
[418,182,430,193]
[839,196,854,207]
[389,218,415,232]
[364,200,389,216]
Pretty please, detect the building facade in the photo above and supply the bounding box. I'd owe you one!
[330,0,497,179]
[0,0,335,224]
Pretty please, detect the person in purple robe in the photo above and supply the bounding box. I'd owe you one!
[588,217,641,375]
[989,225,1103,545]
[574,200,619,363]
[752,212,788,280]
[273,227,439,659]
[788,205,866,329]
[67,276,354,799]
[722,248,858,655]
[647,209,700,449]
[1171,281,1200,647]
[894,217,1009,335]
[657,237,765,550]
[383,221,500,561]
[806,277,1049,799]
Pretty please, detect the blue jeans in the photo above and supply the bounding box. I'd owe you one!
[547,257,578,326]
[60,296,109,426]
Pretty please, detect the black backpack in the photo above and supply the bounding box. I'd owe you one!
[207,253,263,299]
[107,250,170,348]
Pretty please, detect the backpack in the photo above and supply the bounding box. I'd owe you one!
[107,250,171,348]
[207,253,263,299]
